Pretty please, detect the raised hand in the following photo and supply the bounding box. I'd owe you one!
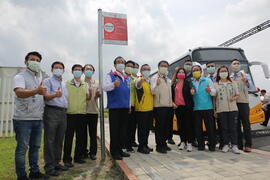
[190,87,195,95]
[114,77,120,87]
[54,87,62,97]
[156,77,161,86]
[36,81,47,95]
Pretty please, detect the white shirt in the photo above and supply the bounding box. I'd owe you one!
[13,70,39,90]
[103,71,125,92]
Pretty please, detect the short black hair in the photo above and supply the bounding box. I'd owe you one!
[206,61,215,66]
[261,89,266,93]
[184,59,192,63]
[83,64,95,72]
[141,64,150,70]
[135,63,139,67]
[113,56,125,64]
[125,60,135,66]
[231,58,240,63]
[158,60,169,67]
[25,51,42,61]
[51,61,65,69]
[71,64,83,71]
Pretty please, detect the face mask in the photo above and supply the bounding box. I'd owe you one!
[184,64,192,72]
[116,63,125,72]
[219,72,228,79]
[53,68,63,77]
[27,61,40,72]
[142,70,151,78]
[84,70,93,77]
[159,67,168,75]
[73,70,82,78]
[133,68,139,75]
[207,66,215,74]
[177,73,185,79]
[192,71,201,79]
[231,64,241,72]
[125,67,133,74]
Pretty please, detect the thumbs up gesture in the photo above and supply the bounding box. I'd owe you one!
[190,87,195,95]
[36,81,47,96]
[156,77,161,86]
[54,87,62,97]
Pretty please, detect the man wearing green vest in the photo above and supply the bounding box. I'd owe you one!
[63,64,90,167]
[135,64,154,154]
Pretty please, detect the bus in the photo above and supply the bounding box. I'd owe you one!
[155,47,269,131]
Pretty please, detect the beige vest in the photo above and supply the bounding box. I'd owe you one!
[231,75,249,103]
[151,74,173,107]
[214,81,238,113]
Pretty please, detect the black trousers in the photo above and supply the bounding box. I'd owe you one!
[82,114,98,156]
[262,104,270,126]
[126,107,137,149]
[194,110,216,149]
[108,108,129,156]
[136,111,153,148]
[175,106,193,143]
[63,114,85,163]
[167,108,175,140]
[237,103,252,148]
[43,106,67,172]
[218,111,238,146]
[154,107,172,149]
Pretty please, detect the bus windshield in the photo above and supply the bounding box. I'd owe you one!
[192,49,246,61]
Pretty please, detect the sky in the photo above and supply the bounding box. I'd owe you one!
[0,0,270,89]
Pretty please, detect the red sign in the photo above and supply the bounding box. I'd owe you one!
[102,12,128,45]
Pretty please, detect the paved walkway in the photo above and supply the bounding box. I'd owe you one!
[101,121,270,180]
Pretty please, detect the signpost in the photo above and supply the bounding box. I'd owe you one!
[98,9,128,159]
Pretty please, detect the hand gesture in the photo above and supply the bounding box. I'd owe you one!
[36,81,47,96]
[205,87,211,94]
[172,103,177,109]
[190,87,195,95]
[114,78,120,87]
[54,87,62,97]
[229,96,236,102]
[156,77,161,86]
[95,88,100,99]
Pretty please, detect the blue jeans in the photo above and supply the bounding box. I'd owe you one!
[13,120,42,177]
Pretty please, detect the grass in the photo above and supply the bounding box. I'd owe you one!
[0,135,122,180]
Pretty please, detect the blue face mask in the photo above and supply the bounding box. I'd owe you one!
[207,66,215,74]
[73,70,82,78]
[53,68,63,77]
[142,70,151,78]
[84,70,93,77]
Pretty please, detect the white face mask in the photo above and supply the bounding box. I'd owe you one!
[125,67,133,74]
[231,64,241,72]
[116,63,125,72]
[159,67,168,75]
[133,68,139,75]
[27,61,40,72]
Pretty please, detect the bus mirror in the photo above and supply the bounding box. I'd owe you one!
[250,61,270,79]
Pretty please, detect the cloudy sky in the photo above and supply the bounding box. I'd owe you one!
[0,0,270,89]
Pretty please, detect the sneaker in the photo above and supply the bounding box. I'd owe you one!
[222,145,229,153]
[168,139,175,145]
[232,145,240,154]
[186,143,192,152]
[244,147,252,153]
[178,142,185,150]
[29,171,49,179]
[55,164,69,171]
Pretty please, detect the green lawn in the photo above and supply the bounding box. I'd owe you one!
[0,135,122,180]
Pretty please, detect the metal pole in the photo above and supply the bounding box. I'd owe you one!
[98,8,106,159]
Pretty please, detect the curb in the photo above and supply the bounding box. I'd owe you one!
[98,136,140,180]
[252,148,270,156]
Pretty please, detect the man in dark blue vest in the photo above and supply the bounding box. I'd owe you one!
[103,56,131,160]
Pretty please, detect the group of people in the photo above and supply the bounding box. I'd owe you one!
[13,51,254,180]
[13,52,100,180]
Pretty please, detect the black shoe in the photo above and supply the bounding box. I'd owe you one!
[74,159,86,164]
[17,175,29,180]
[198,146,205,151]
[260,123,267,127]
[120,151,130,157]
[146,146,153,152]
[112,154,123,160]
[156,148,167,154]
[89,154,97,160]
[166,146,172,151]
[132,142,139,147]
[209,147,216,152]
[168,139,175,145]
[64,162,74,168]
[126,147,135,153]
[46,170,59,177]
[55,164,69,171]
[29,171,49,179]
[137,147,150,154]
[218,143,224,150]
[192,141,198,147]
